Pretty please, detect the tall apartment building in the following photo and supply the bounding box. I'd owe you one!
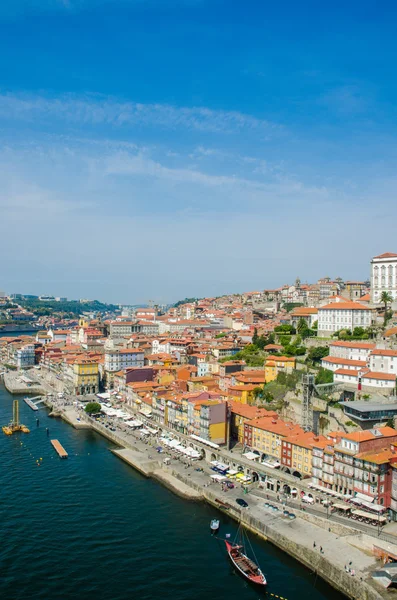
[333,428,397,504]
[370,252,397,304]
[104,349,144,387]
[16,344,35,369]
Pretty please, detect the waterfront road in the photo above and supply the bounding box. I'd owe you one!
[28,369,397,546]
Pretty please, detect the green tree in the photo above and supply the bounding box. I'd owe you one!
[85,402,102,415]
[315,367,333,385]
[279,335,291,347]
[297,317,310,339]
[283,344,306,356]
[352,327,365,338]
[311,320,318,330]
[283,302,304,312]
[380,291,393,324]
[263,391,274,403]
[274,324,296,334]
[386,417,395,429]
[308,346,329,363]
[252,327,258,345]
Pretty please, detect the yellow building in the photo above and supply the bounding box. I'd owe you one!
[227,384,257,405]
[244,417,302,460]
[187,376,216,392]
[265,355,296,383]
[73,358,99,395]
[281,432,327,477]
[156,368,175,386]
[228,400,276,444]
[200,401,227,444]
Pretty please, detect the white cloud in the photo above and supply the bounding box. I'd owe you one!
[102,150,327,202]
[0,92,280,135]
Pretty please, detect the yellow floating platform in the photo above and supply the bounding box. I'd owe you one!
[2,424,30,435]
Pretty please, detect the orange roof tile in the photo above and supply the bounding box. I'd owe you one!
[384,326,397,337]
[342,427,397,442]
[362,371,396,381]
[322,357,367,367]
[370,349,397,357]
[329,341,375,349]
[373,252,397,259]
[290,307,318,315]
[228,400,276,419]
[334,368,359,376]
[320,301,371,311]
[355,448,395,464]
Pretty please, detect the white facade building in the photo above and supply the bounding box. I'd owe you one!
[109,321,141,338]
[139,321,160,336]
[334,368,396,390]
[321,356,367,372]
[328,341,375,361]
[370,252,397,304]
[16,344,35,369]
[152,339,170,355]
[368,349,397,375]
[104,349,144,373]
[317,298,373,337]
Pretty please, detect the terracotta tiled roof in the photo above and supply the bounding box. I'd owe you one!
[370,349,397,357]
[362,371,396,381]
[355,448,395,464]
[322,357,367,367]
[373,252,397,259]
[290,307,318,315]
[384,327,397,337]
[334,368,359,376]
[329,341,375,349]
[319,301,370,311]
[342,427,397,442]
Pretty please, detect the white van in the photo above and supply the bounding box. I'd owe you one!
[302,495,314,504]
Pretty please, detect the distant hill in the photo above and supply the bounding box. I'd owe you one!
[173,297,201,308]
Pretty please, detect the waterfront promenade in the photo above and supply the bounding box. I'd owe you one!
[12,367,396,599]
[38,399,391,599]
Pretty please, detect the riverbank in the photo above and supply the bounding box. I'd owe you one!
[48,405,389,600]
[3,372,45,395]
[112,448,203,500]
[17,376,392,600]
[0,383,347,600]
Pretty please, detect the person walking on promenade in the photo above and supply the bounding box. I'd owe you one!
[313,541,316,549]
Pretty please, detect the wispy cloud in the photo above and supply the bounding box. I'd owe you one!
[319,85,371,116]
[0,92,280,135]
[102,150,325,199]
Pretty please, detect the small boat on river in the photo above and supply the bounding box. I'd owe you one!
[210,519,220,534]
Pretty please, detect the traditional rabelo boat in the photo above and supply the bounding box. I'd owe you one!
[224,526,266,588]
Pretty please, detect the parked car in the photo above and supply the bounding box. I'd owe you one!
[236,498,248,508]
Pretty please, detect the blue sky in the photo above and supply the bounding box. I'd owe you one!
[1,0,397,303]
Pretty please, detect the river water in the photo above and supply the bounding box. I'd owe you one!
[0,383,345,600]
